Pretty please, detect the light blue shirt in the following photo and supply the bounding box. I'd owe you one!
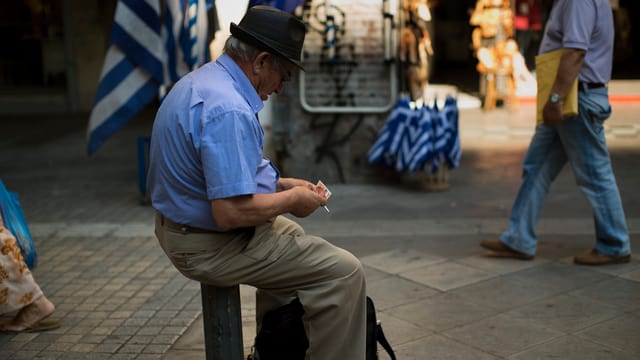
[538,0,614,84]
[147,54,279,231]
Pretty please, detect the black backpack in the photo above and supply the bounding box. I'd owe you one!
[366,296,397,360]
[249,296,396,360]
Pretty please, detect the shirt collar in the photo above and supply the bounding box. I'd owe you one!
[217,54,264,114]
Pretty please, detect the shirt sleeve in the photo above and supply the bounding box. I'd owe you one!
[561,0,595,50]
[200,109,262,199]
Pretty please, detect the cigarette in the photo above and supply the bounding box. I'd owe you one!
[323,205,330,212]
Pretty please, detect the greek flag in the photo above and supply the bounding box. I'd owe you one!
[87,0,210,156]
[407,106,435,172]
[441,96,461,170]
[368,96,460,174]
[367,97,412,168]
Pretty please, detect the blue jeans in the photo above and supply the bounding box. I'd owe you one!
[501,87,630,257]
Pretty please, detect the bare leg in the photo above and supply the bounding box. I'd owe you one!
[0,295,55,332]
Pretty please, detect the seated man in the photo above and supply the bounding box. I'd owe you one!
[147,6,367,359]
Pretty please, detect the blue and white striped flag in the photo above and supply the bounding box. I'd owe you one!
[248,0,304,13]
[442,96,461,170]
[87,0,210,156]
[368,97,412,167]
[368,97,435,173]
[368,96,460,174]
[407,106,434,172]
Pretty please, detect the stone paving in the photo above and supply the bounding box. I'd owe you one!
[1,84,639,359]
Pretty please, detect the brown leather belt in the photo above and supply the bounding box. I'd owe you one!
[158,213,218,234]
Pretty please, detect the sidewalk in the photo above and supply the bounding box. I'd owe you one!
[0,85,639,359]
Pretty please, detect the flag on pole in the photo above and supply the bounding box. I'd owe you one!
[87,0,211,156]
[367,97,411,167]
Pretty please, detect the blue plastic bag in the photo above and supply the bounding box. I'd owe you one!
[0,179,38,269]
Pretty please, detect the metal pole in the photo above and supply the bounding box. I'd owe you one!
[200,284,244,360]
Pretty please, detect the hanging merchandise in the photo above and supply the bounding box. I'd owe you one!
[398,0,434,101]
[368,96,460,176]
[0,179,38,269]
[470,0,533,110]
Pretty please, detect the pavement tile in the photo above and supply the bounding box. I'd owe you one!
[92,343,123,353]
[363,265,394,283]
[456,254,548,275]
[30,334,62,344]
[376,312,433,347]
[22,341,49,351]
[505,262,615,295]
[102,335,131,344]
[386,292,500,332]
[365,275,440,311]
[509,335,638,360]
[505,294,623,333]
[443,313,565,358]
[585,257,640,277]
[620,268,640,282]
[143,344,171,354]
[399,260,495,291]
[1,340,26,351]
[54,334,82,343]
[569,277,640,312]
[576,313,640,357]
[10,333,39,342]
[111,327,138,336]
[44,342,74,352]
[449,275,559,312]
[159,326,187,336]
[136,355,163,360]
[10,350,41,359]
[69,343,97,352]
[93,328,120,338]
[118,344,145,354]
[122,318,147,327]
[394,333,501,360]
[107,355,137,360]
[151,334,179,345]
[127,335,153,345]
[361,248,447,274]
[78,334,106,344]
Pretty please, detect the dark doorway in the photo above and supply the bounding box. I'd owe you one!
[0,0,66,92]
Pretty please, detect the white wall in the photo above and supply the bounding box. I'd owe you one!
[210,1,250,59]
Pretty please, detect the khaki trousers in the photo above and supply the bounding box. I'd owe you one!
[155,213,366,360]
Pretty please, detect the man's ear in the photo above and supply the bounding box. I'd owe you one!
[253,52,271,74]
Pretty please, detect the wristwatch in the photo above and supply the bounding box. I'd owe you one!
[549,92,563,104]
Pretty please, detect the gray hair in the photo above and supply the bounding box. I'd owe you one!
[224,36,291,71]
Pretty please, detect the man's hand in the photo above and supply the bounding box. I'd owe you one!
[543,48,584,127]
[289,186,327,218]
[542,100,564,126]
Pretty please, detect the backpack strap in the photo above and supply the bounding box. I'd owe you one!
[375,322,397,360]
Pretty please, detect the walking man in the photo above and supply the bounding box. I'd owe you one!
[481,0,631,265]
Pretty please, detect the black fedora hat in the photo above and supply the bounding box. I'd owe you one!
[230,6,306,70]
